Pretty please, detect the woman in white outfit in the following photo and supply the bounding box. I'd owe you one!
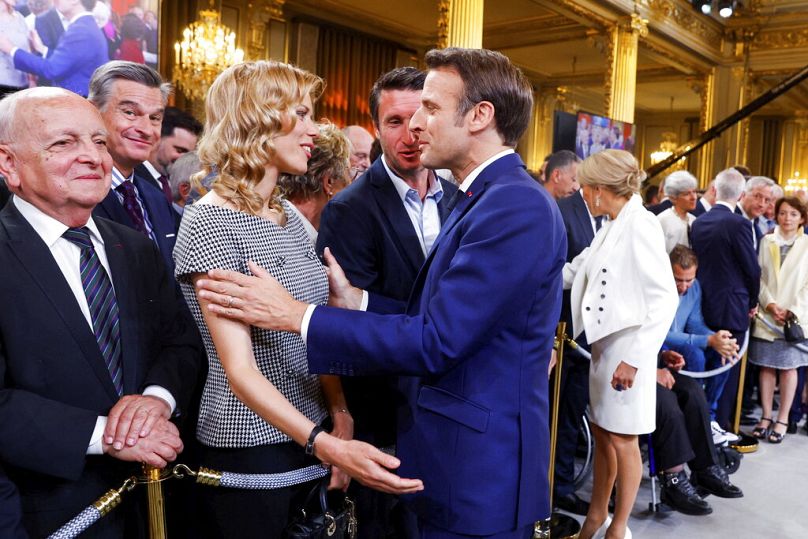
[564,150,678,539]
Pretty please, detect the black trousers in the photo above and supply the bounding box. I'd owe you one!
[715,329,747,430]
[653,371,718,472]
[552,353,590,498]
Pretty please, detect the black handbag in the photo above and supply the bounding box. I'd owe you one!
[283,474,357,538]
[784,312,806,343]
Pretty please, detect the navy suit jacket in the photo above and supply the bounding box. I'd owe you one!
[35,8,65,54]
[691,198,708,217]
[13,13,108,96]
[307,153,566,535]
[93,171,180,274]
[557,190,595,356]
[647,198,672,215]
[0,178,9,210]
[0,464,24,539]
[691,204,760,333]
[0,202,202,537]
[316,158,456,446]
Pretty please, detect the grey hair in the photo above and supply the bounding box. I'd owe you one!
[744,175,775,194]
[663,170,698,198]
[713,168,746,202]
[0,87,74,143]
[88,61,172,110]
[166,151,201,200]
[771,183,784,200]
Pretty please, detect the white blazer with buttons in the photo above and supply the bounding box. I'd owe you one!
[564,194,678,368]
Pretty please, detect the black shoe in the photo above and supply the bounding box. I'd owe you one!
[554,492,590,516]
[739,414,757,426]
[691,464,744,498]
[659,471,712,516]
[787,421,798,434]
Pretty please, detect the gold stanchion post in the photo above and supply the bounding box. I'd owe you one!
[535,323,580,539]
[143,464,167,539]
[731,339,759,454]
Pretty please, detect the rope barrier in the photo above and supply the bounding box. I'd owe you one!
[47,463,330,539]
[563,330,750,380]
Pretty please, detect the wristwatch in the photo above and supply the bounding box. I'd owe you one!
[305,425,324,456]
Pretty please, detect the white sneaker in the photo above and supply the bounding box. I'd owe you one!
[711,421,740,444]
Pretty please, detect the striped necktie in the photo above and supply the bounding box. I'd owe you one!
[63,227,123,396]
[115,180,148,236]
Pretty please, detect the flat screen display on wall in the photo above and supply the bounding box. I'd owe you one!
[575,111,636,159]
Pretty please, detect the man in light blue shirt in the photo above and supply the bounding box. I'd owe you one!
[664,245,739,372]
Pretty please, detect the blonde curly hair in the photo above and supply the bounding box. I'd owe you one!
[194,61,324,215]
[278,121,351,202]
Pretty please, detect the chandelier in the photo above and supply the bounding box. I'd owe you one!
[650,131,678,164]
[173,1,245,101]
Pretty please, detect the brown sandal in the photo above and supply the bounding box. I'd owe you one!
[769,421,788,444]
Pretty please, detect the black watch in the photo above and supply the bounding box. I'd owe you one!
[305,425,324,456]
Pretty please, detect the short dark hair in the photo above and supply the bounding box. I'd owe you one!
[424,47,533,147]
[643,184,660,205]
[88,61,171,110]
[775,196,808,226]
[670,245,698,269]
[161,106,203,138]
[369,67,425,127]
[545,150,579,183]
[80,0,97,10]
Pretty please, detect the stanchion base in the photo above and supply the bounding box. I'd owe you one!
[730,433,759,454]
[550,512,581,539]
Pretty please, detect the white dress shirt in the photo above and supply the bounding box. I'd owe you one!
[13,196,175,454]
[382,156,444,256]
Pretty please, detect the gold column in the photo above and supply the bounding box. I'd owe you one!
[438,0,484,49]
[519,90,554,171]
[247,0,287,61]
[604,13,647,124]
[694,72,716,188]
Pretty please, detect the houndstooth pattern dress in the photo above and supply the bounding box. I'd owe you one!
[174,200,329,448]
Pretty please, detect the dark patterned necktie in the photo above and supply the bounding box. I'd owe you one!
[158,174,173,204]
[63,227,124,396]
[115,181,148,236]
[594,215,604,231]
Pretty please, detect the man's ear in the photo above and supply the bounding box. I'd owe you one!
[0,145,20,189]
[467,101,496,135]
[179,181,191,199]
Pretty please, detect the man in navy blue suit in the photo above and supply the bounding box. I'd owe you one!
[553,186,600,515]
[0,465,25,539]
[737,175,775,251]
[198,48,566,538]
[88,61,180,273]
[317,66,457,538]
[691,168,760,433]
[0,0,107,96]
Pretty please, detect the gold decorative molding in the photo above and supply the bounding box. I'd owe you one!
[637,0,722,48]
[437,0,450,49]
[752,29,808,50]
[247,0,285,60]
[603,25,616,117]
[626,12,649,37]
[555,0,611,28]
[605,14,645,124]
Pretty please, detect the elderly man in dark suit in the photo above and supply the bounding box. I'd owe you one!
[316,66,457,538]
[197,47,566,539]
[691,168,760,435]
[0,87,202,538]
[88,61,180,274]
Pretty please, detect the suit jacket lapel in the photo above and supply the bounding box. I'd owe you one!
[96,219,141,395]
[1,205,119,401]
[370,162,425,273]
[95,190,134,228]
[572,192,594,245]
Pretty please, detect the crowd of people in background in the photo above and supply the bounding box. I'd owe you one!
[0,32,807,537]
[0,1,157,94]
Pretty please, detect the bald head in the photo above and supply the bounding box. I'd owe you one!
[342,125,374,173]
[0,87,112,226]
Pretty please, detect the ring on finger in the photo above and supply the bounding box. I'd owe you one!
[226,295,233,308]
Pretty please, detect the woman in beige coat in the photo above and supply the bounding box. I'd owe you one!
[749,196,808,443]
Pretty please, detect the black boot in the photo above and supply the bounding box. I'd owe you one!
[691,464,744,498]
[660,471,713,516]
